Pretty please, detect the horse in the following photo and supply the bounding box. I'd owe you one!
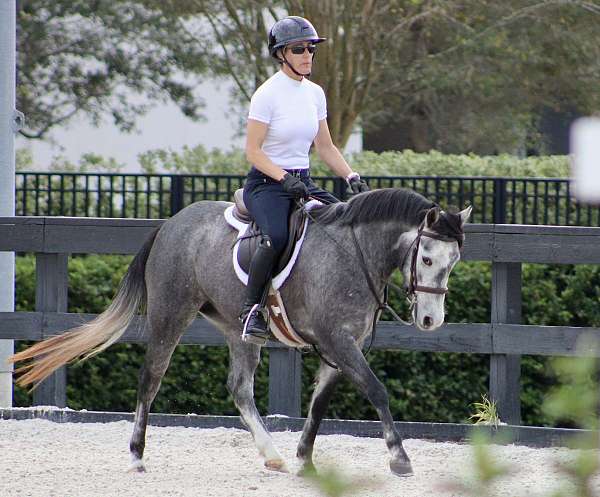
[10,187,471,477]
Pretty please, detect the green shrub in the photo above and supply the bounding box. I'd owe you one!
[134,145,571,178]
[13,254,600,427]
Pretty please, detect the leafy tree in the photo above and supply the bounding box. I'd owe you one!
[153,0,600,151]
[363,0,600,153]
[17,1,600,153]
[17,0,208,139]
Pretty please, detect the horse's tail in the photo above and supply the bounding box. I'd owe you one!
[10,228,160,390]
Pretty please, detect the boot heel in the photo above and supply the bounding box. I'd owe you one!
[242,333,268,346]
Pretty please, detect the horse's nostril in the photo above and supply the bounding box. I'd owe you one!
[423,316,433,328]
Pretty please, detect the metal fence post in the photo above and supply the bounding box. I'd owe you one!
[0,0,16,408]
[333,177,348,201]
[170,175,185,216]
[268,348,302,417]
[33,253,68,407]
[489,261,522,425]
[493,178,507,224]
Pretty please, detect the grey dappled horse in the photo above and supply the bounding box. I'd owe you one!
[11,188,471,477]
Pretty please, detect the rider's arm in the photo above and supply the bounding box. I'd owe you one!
[313,119,356,180]
[246,119,287,182]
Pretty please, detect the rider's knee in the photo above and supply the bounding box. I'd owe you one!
[258,234,280,259]
[266,232,287,255]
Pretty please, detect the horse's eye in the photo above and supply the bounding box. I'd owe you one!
[422,256,432,266]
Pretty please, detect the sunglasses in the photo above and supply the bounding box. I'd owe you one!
[288,44,317,55]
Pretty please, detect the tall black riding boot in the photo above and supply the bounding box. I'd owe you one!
[240,235,278,346]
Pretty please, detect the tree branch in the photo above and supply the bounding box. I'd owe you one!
[184,6,253,102]
[427,0,587,60]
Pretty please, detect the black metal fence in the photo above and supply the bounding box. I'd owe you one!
[15,171,600,225]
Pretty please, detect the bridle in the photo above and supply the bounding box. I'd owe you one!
[400,219,463,322]
[406,221,462,297]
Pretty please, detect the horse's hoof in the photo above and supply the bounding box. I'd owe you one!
[128,459,146,473]
[390,459,413,477]
[265,458,288,473]
[297,462,316,477]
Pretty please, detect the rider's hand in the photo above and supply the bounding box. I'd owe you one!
[280,173,310,200]
[346,172,370,194]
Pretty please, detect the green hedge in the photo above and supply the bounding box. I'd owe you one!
[13,254,600,427]
[135,145,571,178]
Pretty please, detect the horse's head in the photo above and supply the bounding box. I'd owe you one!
[401,205,472,331]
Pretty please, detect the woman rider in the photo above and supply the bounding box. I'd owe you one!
[240,16,369,345]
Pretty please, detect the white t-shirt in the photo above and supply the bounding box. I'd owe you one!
[248,70,327,170]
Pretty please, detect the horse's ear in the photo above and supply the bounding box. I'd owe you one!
[458,205,472,226]
[425,206,441,228]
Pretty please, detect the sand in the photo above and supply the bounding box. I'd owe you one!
[1,418,598,497]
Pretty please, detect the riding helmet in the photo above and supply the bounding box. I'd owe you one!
[268,16,326,58]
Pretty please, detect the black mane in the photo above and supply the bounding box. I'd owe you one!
[310,188,465,244]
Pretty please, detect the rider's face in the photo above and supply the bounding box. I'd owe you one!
[284,42,314,73]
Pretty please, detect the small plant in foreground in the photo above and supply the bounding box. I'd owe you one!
[470,394,504,428]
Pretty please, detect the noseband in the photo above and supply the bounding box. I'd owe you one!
[399,221,463,324]
[407,225,457,297]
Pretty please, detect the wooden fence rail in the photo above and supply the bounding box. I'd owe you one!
[1,216,600,423]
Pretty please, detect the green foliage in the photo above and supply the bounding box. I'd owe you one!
[138,144,247,175]
[470,395,502,427]
[17,1,207,139]
[542,342,600,497]
[47,153,126,173]
[15,148,34,171]
[15,255,35,312]
[444,430,513,497]
[67,255,132,313]
[17,1,600,153]
[544,339,599,432]
[328,150,569,178]
[133,147,571,179]
[364,1,600,154]
[303,465,379,497]
[454,337,600,497]
[13,254,600,429]
[19,145,569,179]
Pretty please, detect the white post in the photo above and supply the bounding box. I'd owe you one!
[0,0,17,407]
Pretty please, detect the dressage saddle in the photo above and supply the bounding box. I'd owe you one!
[232,189,308,275]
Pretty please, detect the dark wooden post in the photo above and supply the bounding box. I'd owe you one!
[489,261,522,425]
[268,348,302,417]
[33,253,68,407]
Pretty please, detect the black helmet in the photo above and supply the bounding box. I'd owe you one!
[268,16,326,58]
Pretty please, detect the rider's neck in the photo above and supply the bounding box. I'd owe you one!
[281,65,304,82]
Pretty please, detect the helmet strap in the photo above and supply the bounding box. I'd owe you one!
[281,52,311,79]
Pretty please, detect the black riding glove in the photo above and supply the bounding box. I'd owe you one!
[347,173,370,194]
[280,173,309,200]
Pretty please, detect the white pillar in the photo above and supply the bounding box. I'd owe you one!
[0,0,17,407]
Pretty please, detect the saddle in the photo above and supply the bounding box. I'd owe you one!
[224,189,321,347]
[232,189,307,275]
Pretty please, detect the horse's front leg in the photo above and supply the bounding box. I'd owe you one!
[296,362,342,474]
[320,331,413,477]
[226,337,287,472]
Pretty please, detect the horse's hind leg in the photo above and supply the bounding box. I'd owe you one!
[226,337,287,472]
[129,303,198,472]
[296,362,342,474]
